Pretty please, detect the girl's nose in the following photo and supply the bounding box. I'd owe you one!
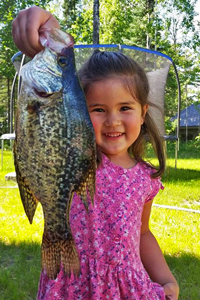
[104,113,121,127]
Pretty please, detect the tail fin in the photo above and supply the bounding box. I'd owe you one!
[41,232,80,279]
[42,236,61,280]
[61,233,80,277]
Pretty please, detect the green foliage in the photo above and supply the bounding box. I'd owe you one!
[195,133,200,142]
[181,135,200,153]
[0,78,10,135]
[60,0,93,43]
[62,0,81,29]
[100,0,140,44]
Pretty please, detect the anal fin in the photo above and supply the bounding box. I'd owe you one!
[42,234,61,280]
[61,233,80,278]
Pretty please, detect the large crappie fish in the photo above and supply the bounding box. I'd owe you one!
[14,28,96,279]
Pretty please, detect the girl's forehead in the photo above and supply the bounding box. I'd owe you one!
[87,78,128,95]
[86,77,141,106]
[87,77,128,93]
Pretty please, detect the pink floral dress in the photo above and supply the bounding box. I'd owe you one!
[37,154,165,300]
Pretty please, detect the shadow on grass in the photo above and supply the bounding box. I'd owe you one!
[163,166,200,182]
[0,240,199,300]
[166,151,200,160]
[165,252,200,300]
[0,241,41,300]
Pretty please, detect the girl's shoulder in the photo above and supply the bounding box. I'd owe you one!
[137,161,164,202]
[98,155,159,180]
[136,160,158,177]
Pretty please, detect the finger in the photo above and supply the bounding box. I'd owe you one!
[40,14,60,31]
[12,18,20,49]
[165,296,175,300]
[26,7,60,53]
[12,7,60,57]
[163,284,173,295]
[12,16,26,52]
[23,7,45,57]
[12,9,38,57]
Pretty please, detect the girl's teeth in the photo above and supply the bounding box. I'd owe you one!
[105,133,122,137]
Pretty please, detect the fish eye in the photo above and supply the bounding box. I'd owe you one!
[58,56,68,67]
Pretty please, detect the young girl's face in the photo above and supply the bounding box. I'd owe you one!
[86,78,148,164]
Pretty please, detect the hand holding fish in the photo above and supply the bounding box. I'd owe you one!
[12,6,60,57]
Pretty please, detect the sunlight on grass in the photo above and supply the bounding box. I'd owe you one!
[151,207,200,256]
[0,189,43,245]
[149,156,200,210]
[0,150,16,187]
[151,207,200,300]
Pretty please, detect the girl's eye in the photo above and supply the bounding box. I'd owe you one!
[92,108,105,112]
[120,106,131,111]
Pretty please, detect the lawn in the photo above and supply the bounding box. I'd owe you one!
[0,141,200,300]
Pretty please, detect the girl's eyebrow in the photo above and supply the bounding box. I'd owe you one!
[120,101,136,104]
[88,103,106,107]
[119,100,138,105]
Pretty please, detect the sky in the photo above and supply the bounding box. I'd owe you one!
[195,0,200,13]
[194,0,200,25]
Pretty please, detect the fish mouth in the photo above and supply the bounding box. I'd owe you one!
[34,88,54,98]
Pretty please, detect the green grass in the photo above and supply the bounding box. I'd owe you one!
[0,143,200,300]
[150,208,200,300]
[0,150,43,299]
[156,158,200,210]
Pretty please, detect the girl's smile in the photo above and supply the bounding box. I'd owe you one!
[104,131,123,137]
[87,78,148,166]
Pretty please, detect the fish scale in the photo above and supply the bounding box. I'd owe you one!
[14,28,96,279]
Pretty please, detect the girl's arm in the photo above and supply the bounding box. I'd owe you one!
[12,6,60,58]
[140,200,179,300]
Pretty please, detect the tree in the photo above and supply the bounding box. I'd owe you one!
[93,0,99,44]
[62,0,80,30]
[157,0,200,123]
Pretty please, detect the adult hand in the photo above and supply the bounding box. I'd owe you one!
[163,282,179,300]
[12,6,60,57]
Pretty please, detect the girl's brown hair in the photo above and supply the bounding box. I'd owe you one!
[78,50,166,178]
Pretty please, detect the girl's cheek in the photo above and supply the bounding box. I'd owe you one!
[90,117,99,132]
[93,124,100,136]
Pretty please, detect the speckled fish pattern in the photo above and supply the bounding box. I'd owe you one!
[14,29,96,280]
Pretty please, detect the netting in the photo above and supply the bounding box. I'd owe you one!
[74,45,172,137]
[11,45,179,139]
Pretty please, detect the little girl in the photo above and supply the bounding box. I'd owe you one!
[12,7,179,300]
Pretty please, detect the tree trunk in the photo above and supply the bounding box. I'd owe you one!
[146,0,155,49]
[93,0,100,44]
[7,78,10,133]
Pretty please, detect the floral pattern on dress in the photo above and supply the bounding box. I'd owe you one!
[37,154,165,300]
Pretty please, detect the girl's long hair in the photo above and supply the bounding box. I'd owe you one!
[78,50,166,178]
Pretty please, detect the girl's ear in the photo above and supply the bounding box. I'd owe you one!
[141,104,149,124]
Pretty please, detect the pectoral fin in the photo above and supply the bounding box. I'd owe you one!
[14,156,38,224]
[76,159,96,211]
